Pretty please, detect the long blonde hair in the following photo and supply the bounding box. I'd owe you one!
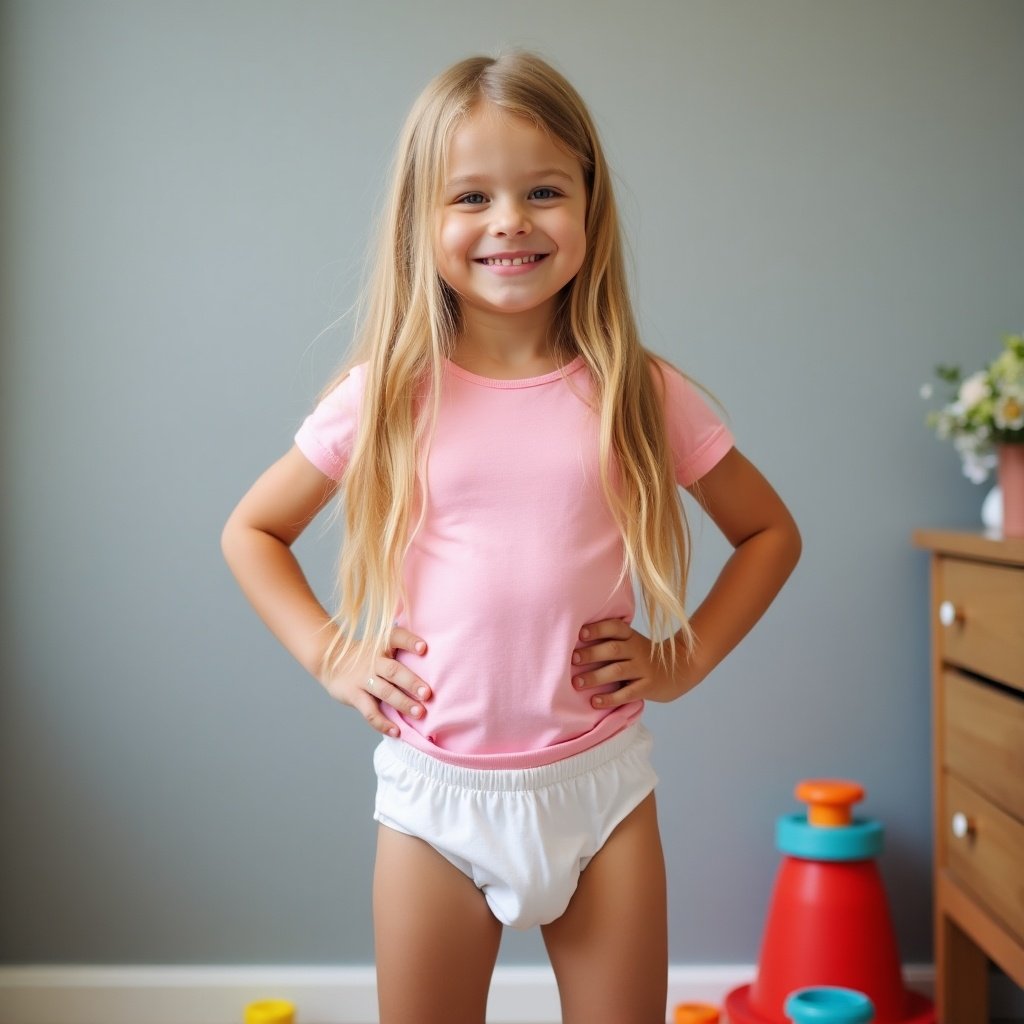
[320,51,700,679]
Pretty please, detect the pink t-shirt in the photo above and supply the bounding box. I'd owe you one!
[294,353,734,769]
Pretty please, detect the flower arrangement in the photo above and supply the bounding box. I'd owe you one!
[922,333,1024,483]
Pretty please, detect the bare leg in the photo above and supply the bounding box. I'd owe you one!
[541,792,668,1024]
[373,824,503,1024]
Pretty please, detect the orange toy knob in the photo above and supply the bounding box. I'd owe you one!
[795,780,864,827]
[674,1004,719,1024]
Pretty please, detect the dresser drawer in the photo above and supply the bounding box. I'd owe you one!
[937,557,1024,691]
[943,669,1024,821]
[942,772,1024,943]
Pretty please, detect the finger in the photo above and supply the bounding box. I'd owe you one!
[353,692,400,737]
[573,669,601,690]
[578,618,633,644]
[573,660,632,690]
[377,655,432,702]
[390,625,428,656]
[591,681,644,709]
[371,664,428,719]
[573,635,631,671]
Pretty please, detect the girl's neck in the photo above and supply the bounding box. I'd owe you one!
[451,301,569,377]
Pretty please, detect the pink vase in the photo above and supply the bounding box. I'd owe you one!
[999,444,1024,538]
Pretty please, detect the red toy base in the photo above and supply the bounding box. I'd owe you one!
[724,983,935,1024]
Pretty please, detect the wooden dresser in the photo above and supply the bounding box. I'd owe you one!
[913,529,1024,1021]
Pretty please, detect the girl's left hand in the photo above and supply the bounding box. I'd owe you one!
[571,618,700,709]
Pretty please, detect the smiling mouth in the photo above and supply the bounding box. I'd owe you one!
[474,254,549,266]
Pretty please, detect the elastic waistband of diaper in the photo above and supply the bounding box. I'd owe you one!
[377,722,651,792]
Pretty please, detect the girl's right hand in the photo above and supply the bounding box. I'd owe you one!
[322,626,432,737]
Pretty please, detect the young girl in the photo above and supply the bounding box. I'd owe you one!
[222,51,801,1024]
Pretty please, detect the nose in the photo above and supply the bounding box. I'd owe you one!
[489,197,531,238]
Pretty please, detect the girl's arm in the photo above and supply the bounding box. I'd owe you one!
[221,446,342,677]
[678,446,802,690]
[221,446,432,733]
[572,446,801,706]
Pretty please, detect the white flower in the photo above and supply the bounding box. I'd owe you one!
[958,371,990,410]
[961,448,997,484]
[994,386,1024,431]
[925,337,1024,472]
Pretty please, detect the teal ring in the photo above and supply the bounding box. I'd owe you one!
[775,813,884,861]
[784,986,875,1023]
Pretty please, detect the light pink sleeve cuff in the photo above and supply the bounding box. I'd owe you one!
[292,364,366,481]
[651,355,735,486]
[674,425,734,486]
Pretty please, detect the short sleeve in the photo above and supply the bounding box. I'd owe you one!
[651,356,735,487]
[294,362,368,481]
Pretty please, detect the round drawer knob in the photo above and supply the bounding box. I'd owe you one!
[951,811,975,839]
[938,600,963,627]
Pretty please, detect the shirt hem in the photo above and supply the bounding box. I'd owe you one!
[380,703,644,770]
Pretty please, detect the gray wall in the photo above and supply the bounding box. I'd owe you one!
[2,0,1022,968]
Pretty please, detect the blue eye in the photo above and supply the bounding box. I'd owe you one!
[458,193,487,205]
[531,187,561,200]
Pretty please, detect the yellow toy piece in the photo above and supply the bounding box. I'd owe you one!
[244,999,296,1024]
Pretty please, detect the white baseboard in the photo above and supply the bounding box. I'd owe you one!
[0,963,936,1024]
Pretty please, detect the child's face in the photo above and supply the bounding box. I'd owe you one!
[436,102,587,322]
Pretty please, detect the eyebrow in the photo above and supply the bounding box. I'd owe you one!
[445,168,575,189]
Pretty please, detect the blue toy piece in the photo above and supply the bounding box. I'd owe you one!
[785,986,875,1023]
[775,812,884,861]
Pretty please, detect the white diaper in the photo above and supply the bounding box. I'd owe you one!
[372,722,658,929]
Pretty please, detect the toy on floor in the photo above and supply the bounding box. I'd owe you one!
[785,986,875,1023]
[724,779,934,1024]
[673,1002,720,1023]
[244,999,296,1024]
